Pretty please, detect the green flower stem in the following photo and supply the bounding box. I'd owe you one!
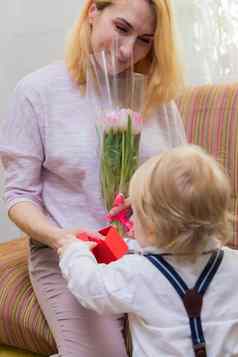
[100,115,141,230]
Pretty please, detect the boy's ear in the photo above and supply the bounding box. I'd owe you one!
[88,2,98,24]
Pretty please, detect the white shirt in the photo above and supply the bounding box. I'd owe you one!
[60,240,238,357]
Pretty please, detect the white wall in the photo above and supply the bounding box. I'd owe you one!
[0,0,84,242]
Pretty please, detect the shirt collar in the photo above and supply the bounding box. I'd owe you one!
[134,238,220,256]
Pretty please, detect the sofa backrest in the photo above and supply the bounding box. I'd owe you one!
[176,84,238,249]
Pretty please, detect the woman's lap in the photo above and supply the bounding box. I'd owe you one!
[28,241,128,357]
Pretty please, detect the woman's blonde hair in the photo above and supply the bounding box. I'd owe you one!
[129,145,232,262]
[65,0,184,117]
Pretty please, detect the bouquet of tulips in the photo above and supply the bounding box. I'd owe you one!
[99,108,143,211]
[87,46,145,234]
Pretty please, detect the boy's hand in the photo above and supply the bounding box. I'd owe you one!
[109,197,131,216]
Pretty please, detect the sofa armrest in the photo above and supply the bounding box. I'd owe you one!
[176,84,238,248]
[0,238,56,355]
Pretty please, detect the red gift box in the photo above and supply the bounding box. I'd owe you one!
[76,226,128,264]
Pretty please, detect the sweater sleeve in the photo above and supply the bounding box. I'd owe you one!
[59,241,139,315]
[0,81,45,211]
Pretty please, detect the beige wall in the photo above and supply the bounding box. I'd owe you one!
[0,0,83,242]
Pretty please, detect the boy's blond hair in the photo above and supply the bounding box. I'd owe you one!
[65,0,184,117]
[129,145,232,261]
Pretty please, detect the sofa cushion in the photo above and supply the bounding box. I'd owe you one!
[0,238,56,356]
[176,83,238,248]
[0,345,43,357]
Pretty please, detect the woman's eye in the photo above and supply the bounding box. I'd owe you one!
[115,25,129,34]
[139,38,151,45]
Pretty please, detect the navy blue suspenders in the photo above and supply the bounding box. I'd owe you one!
[145,249,224,357]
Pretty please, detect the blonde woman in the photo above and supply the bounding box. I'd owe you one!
[0,1,186,356]
[59,145,238,357]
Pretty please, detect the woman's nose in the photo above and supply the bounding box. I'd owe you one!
[119,38,135,62]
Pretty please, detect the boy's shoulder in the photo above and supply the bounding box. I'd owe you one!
[221,247,238,278]
[223,246,238,254]
[116,251,162,280]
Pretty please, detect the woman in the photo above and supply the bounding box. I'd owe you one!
[0,0,186,356]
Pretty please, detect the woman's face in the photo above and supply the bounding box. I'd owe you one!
[88,0,156,74]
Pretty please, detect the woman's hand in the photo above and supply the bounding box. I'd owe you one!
[8,202,104,250]
[56,228,104,253]
[64,228,103,241]
[57,234,97,257]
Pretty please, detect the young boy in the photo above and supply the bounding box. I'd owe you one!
[58,145,238,357]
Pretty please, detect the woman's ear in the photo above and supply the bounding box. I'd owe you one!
[88,2,98,25]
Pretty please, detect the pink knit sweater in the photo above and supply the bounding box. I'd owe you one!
[0,62,186,231]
